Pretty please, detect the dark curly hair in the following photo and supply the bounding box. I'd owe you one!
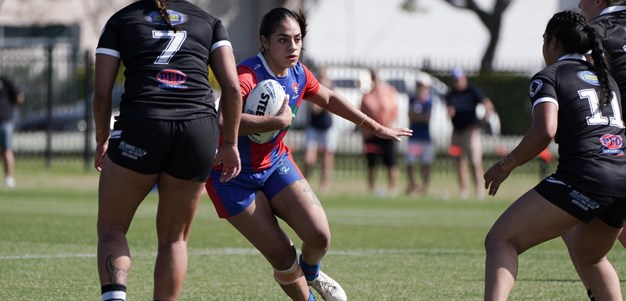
[545,10,612,107]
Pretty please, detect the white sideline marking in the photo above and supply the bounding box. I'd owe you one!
[0,247,564,261]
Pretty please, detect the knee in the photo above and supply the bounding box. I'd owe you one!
[304,230,331,253]
[484,229,523,256]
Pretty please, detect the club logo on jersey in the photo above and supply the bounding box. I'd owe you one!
[599,134,624,156]
[577,71,600,86]
[146,10,187,26]
[529,79,543,97]
[277,159,290,175]
[156,69,188,89]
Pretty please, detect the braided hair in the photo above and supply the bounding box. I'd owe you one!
[154,0,179,32]
[545,10,612,107]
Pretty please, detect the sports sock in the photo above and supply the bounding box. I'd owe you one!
[101,284,126,301]
[299,254,320,281]
[587,289,595,301]
[308,289,317,301]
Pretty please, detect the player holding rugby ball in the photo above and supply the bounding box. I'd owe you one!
[204,7,411,301]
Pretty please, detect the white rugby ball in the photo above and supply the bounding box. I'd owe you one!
[244,79,286,144]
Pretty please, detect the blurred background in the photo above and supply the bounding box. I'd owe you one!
[0,0,579,174]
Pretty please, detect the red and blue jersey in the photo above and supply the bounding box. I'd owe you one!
[224,53,319,172]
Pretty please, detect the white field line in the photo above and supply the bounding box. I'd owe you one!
[0,247,567,261]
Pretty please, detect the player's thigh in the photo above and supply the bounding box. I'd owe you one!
[272,179,331,244]
[155,172,205,241]
[227,194,296,269]
[566,218,620,264]
[486,189,579,253]
[98,156,158,231]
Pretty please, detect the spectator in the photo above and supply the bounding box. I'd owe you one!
[360,68,400,197]
[303,67,337,194]
[0,72,24,188]
[406,73,434,196]
[445,67,495,199]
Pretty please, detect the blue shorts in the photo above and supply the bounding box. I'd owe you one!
[0,120,14,151]
[205,152,303,218]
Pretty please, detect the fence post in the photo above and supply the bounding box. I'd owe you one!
[83,50,93,171]
[45,42,54,167]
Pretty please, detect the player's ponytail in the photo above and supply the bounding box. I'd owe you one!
[154,0,178,32]
[584,25,612,107]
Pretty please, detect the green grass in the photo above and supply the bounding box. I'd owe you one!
[1,159,625,300]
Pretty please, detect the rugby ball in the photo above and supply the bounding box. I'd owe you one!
[243,79,286,144]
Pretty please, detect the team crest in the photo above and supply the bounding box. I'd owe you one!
[291,83,299,96]
[577,71,600,86]
[529,79,543,97]
[277,160,290,175]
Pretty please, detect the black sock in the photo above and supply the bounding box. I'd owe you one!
[101,284,126,301]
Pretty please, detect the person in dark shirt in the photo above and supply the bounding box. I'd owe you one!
[303,66,337,194]
[445,67,495,199]
[93,1,242,300]
[483,10,626,300]
[0,74,23,188]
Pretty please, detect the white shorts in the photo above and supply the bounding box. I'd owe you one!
[406,140,435,165]
[305,127,337,153]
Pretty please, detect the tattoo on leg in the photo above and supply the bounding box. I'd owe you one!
[106,255,128,284]
[298,179,321,207]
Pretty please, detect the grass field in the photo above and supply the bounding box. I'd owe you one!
[1,159,626,300]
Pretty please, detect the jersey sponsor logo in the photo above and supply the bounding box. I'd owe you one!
[146,10,187,26]
[529,79,543,97]
[577,71,600,86]
[156,69,188,89]
[599,134,624,156]
[118,141,147,160]
[568,190,600,211]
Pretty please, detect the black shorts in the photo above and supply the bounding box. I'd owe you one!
[107,116,219,182]
[534,174,626,228]
[364,137,397,168]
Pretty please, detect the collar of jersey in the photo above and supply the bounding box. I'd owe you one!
[558,54,586,62]
[601,6,626,15]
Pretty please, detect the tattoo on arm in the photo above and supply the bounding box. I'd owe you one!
[106,255,128,285]
[500,153,515,169]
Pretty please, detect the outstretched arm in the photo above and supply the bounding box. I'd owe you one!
[308,84,412,141]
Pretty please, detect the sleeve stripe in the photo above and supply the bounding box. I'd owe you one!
[210,40,232,53]
[532,97,559,110]
[95,48,121,58]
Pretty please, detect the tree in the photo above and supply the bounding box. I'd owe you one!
[402,0,513,72]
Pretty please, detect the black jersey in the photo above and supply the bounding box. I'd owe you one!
[528,56,626,197]
[97,0,230,120]
[589,7,626,109]
[445,85,485,130]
